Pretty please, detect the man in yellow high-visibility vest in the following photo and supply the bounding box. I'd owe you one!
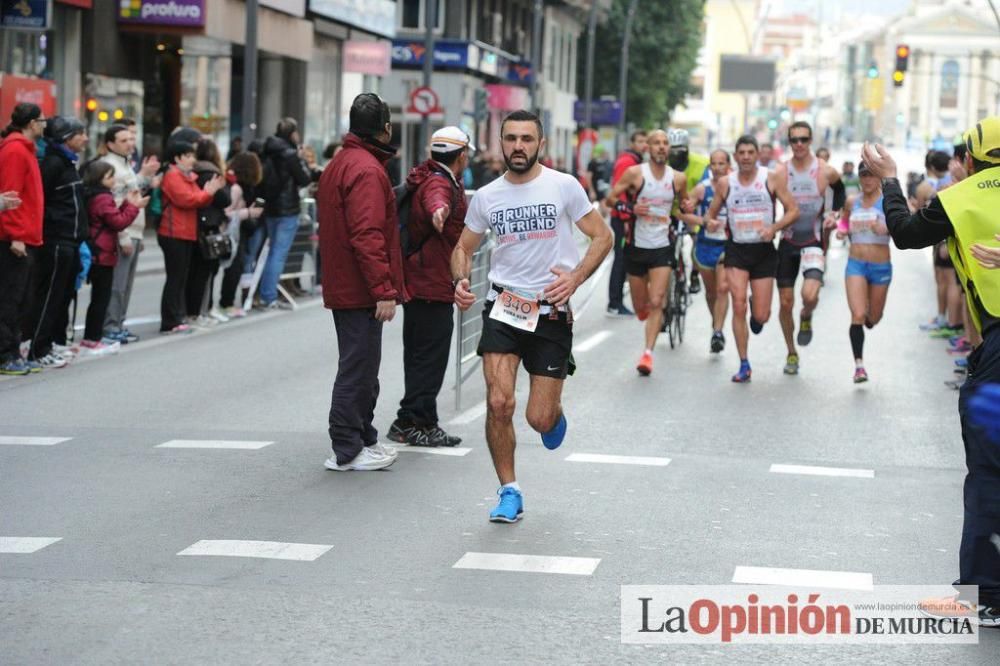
[863,116,1000,628]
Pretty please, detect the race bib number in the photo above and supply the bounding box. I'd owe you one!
[705,213,728,241]
[490,289,540,332]
[800,246,826,274]
[645,205,671,223]
[849,210,878,235]
[731,211,767,242]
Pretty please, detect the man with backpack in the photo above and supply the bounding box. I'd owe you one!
[317,93,405,472]
[387,127,472,448]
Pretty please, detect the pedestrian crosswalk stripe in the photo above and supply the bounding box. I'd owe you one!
[566,453,671,467]
[0,436,72,446]
[396,445,471,457]
[769,463,875,479]
[448,401,487,425]
[574,330,612,353]
[732,566,874,591]
[177,540,332,561]
[453,552,601,576]
[0,537,62,553]
[156,440,274,450]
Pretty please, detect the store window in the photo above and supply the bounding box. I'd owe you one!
[305,37,343,159]
[0,29,52,78]
[180,37,233,156]
[399,0,445,31]
[83,74,144,158]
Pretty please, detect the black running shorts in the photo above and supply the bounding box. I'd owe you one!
[477,300,575,379]
[723,241,778,281]
[776,239,824,288]
[624,244,677,277]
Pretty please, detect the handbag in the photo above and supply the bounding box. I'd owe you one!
[199,229,233,260]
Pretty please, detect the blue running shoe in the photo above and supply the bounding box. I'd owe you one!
[541,413,567,450]
[732,361,752,383]
[750,317,764,335]
[489,487,524,523]
[955,357,968,369]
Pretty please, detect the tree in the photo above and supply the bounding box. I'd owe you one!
[579,0,705,129]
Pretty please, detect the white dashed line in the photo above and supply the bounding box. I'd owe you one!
[0,537,62,553]
[574,330,612,353]
[448,401,487,425]
[453,552,601,576]
[177,540,332,561]
[769,464,875,479]
[566,453,671,467]
[732,565,874,591]
[156,440,274,450]
[395,445,472,456]
[0,436,72,446]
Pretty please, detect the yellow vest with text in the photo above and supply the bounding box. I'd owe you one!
[940,168,1000,334]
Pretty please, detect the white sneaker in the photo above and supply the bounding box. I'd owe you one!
[194,315,218,328]
[369,442,398,459]
[36,352,68,369]
[52,343,78,358]
[79,340,119,356]
[209,308,230,323]
[324,447,395,471]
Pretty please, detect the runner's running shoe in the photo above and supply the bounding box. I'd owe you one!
[783,354,799,375]
[732,362,752,383]
[689,269,701,294]
[919,595,1000,628]
[929,326,962,339]
[796,318,813,346]
[489,486,524,523]
[750,316,764,335]
[853,367,868,383]
[541,414,567,450]
[710,331,725,353]
[636,351,653,376]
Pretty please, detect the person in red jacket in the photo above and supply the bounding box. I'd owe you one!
[81,161,146,352]
[0,103,46,375]
[386,126,472,448]
[316,93,405,472]
[607,130,647,316]
[157,141,224,334]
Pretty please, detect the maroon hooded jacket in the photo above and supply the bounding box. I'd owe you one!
[87,189,139,267]
[317,133,406,309]
[403,160,467,303]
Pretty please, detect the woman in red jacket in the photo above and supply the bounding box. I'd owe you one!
[157,141,224,333]
[81,161,146,353]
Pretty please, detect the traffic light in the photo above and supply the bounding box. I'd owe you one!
[893,44,909,88]
[474,88,488,123]
[867,63,879,79]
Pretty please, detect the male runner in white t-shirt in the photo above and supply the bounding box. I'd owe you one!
[452,110,613,523]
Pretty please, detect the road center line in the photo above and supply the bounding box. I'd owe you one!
[156,440,274,450]
[453,552,601,576]
[0,537,62,553]
[0,436,72,446]
[177,540,332,561]
[448,401,487,425]
[395,445,471,457]
[566,453,671,467]
[732,565,874,591]
[769,463,875,479]
[574,330,613,353]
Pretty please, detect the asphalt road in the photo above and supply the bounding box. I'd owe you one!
[1,239,997,663]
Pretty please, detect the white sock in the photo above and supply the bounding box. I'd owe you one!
[855,359,864,369]
[502,481,521,492]
[644,348,653,355]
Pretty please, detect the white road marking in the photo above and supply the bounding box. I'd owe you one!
[769,463,875,479]
[0,537,62,553]
[448,401,487,425]
[566,453,671,467]
[574,330,613,353]
[732,565,874,591]
[453,552,600,576]
[396,446,471,457]
[0,436,72,446]
[156,440,274,450]
[177,540,332,561]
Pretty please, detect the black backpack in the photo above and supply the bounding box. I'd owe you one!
[394,170,457,257]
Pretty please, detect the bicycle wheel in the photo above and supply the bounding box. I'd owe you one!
[665,270,677,349]
[673,270,686,345]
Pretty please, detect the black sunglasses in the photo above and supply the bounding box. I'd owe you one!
[789,136,811,145]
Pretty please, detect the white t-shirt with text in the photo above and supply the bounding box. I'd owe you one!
[465,166,593,296]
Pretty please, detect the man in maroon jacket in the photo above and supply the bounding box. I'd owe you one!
[387,127,472,448]
[316,93,405,472]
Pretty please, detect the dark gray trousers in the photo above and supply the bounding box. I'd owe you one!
[329,308,383,464]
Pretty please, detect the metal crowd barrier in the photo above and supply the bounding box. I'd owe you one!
[453,232,494,411]
[241,197,318,311]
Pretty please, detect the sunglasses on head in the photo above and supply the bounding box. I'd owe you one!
[789,136,811,145]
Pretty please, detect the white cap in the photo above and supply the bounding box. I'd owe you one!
[431,126,475,153]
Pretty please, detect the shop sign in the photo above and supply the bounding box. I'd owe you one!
[309,0,395,38]
[392,40,471,70]
[343,41,391,77]
[0,73,56,124]
[56,0,94,8]
[118,0,206,28]
[1,0,51,30]
[505,61,533,85]
[485,84,527,112]
[260,0,305,16]
[573,99,622,126]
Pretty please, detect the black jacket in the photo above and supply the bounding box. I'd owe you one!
[193,160,232,231]
[261,135,314,217]
[40,143,88,245]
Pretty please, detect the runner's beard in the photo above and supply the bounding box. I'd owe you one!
[650,153,668,166]
[503,147,540,174]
